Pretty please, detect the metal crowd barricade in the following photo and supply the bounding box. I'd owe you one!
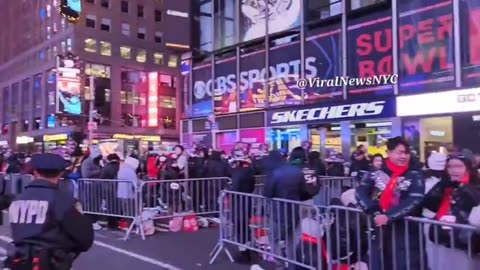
[2,174,34,195]
[210,190,328,270]
[76,178,141,240]
[403,216,480,270]
[314,176,356,206]
[57,178,78,198]
[139,177,231,220]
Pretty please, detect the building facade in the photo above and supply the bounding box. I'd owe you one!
[0,0,191,153]
[181,0,480,161]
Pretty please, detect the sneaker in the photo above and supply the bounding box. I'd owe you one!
[92,222,102,230]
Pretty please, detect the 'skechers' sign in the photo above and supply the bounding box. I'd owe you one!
[267,98,396,126]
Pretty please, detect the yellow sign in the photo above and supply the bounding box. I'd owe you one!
[43,133,68,142]
[16,136,34,145]
[112,134,161,142]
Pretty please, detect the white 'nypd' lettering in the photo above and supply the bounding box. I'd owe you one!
[270,101,386,124]
[9,200,49,224]
[193,57,318,100]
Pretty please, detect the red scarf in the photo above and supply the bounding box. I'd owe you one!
[436,174,470,220]
[379,159,409,212]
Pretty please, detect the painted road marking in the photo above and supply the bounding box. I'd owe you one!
[0,235,183,270]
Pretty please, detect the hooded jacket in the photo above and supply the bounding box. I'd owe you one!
[80,149,102,179]
[116,157,140,199]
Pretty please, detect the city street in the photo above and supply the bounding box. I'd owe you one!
[0,223,252,270]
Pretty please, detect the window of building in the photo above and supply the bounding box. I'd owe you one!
[53,45,57,56]
[100,18,111,32]
[120,91,127,104]
[154,53,164,65]
[86,0,94,3]
[39,50,46,60]
[101,0,109,8]
[84,38,97,53]
[121,23,130,36]
[105,89,111,102]
[47,26,51,39]
[67,38,72,51]
[100,41,111,56]
[154,10,162,22]
[86,63,111,78]
[61,41,66,53]
[121,0,129,13]
[305,0,342,23]
[154,32,163,43]
[136,49,147,63]
[167,55,178,67]
[120,46,131,59]
[137,27,146,39]
[159,74,174,87]
[159,96,176,108]
[61,18,67,31]
[46,4,51,17]
[351,0,386,10]
[86,15,96,28]
[137,5,144,17]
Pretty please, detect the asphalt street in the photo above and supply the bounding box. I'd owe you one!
[0,223,256,270]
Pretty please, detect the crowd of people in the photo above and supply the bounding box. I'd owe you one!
[2,137,480,269]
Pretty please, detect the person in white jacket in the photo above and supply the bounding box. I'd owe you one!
[117,156,140,217]
[422,152,447,270]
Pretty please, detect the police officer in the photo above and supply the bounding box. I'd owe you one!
[7,153,94,270]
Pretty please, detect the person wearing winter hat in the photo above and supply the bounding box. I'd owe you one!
[423,155,480,270]
[117,156,140,218]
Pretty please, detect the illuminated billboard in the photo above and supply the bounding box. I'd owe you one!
[241,0,300,42]
[148,72,159,127]
[56,54,82,115]
[58,0,82,23]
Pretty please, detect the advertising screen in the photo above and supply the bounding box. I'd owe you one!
[461,0,480,85]
[192,61,213,117]
[216,131,238,153]
[56,55,82,115]
[398,0,454,93]
[214,56,237,114]
[240,50,267,111]
[347,10,394,97]
[268,41,302,107]
[239,128,266,152]
[304,25,342,103]
[240,0,301,42]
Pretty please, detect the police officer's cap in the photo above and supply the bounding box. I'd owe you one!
[30,153,67,171]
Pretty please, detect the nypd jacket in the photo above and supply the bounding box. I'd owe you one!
[355,165,425,220]
[9,179,94,254]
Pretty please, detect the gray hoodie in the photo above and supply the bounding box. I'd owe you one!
[117,157,140,199]
[81,149,103,179]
